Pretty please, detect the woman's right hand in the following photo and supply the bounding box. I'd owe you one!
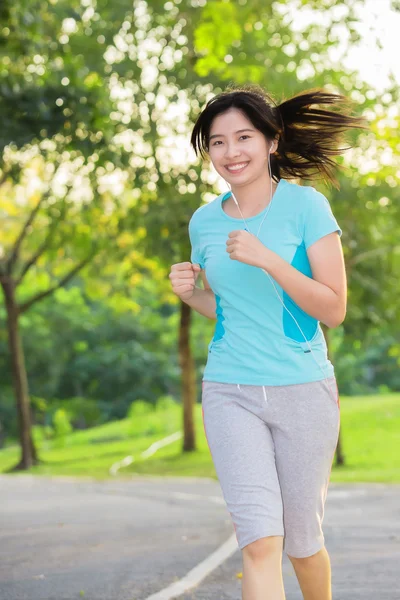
[169,262,202,301]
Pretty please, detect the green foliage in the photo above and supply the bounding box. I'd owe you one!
[57,397,102,429]
[31,396,48,414]
[377,384,392,395]
[126,399,175,437]
[127,400,154,418]
[52,408,72,448]
[0,0,127,159]
[194,2,242,76]
[156,395,178,411]
[0,387,19,443]
[31,393,103,430]
[32,424,54,445]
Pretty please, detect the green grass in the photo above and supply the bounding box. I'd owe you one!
[1,393,399,482]
[329,393,400,483]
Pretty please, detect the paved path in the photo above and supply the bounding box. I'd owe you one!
[0,475,399,599]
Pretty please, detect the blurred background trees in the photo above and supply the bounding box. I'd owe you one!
[0,0,399,468]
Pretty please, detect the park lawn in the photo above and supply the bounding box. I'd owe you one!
[329,392,400,483]
[0,393,399,482]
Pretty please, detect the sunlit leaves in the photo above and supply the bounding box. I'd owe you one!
[194,1,242,76]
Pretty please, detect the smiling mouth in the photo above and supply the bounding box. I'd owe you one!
[225,162,249,174]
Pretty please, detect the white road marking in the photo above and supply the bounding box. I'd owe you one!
[109,432,182,475]
[141,432,183,458]
[143,533,238,600]
[139,487,373,599]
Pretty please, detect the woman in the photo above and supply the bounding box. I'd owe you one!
[169,85,367,600]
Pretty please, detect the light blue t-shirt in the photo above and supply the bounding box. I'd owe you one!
[188,178,342,386]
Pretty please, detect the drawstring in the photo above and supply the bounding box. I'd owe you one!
[236,383,268,406]
[262,385,268,405]
[237,383,268,406]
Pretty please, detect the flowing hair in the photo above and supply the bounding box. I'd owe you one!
[190,84,369,189]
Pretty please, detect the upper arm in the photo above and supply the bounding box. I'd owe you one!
[307,232,347,323]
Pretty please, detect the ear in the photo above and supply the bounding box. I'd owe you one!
[267,137,279,156]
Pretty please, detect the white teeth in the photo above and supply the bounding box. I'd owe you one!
[226,162,248,171]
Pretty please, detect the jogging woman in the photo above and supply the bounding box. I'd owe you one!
[169,85,367,600]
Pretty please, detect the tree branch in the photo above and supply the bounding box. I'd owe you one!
[6,193,49,274]
[14,199,68,287]
[18,251,97,315]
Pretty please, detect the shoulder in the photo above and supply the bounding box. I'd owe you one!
[283,179,329,203]
[283,180,334,219]
[189,192,224,227]
[299,182,331,208]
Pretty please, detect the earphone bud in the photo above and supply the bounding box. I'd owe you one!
[264,144,275,160]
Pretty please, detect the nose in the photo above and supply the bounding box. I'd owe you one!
[224,143,242,160]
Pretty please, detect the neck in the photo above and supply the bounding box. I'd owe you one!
[229,172,278,213]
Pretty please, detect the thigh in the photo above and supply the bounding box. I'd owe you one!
[202,381,284,550]
[270,376,340,558]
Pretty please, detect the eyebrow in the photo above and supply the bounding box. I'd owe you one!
[209,128,255,141]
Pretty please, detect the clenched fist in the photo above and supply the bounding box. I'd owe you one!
[169,262,202,301]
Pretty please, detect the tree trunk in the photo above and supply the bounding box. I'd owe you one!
[321,323,345,467]
[1,276,38,469]
[178,300,196,452]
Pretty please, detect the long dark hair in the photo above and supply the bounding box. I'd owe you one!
[190,84,369,189]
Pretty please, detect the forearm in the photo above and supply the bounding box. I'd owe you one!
[183,286,216,320]
[263,251,344,328]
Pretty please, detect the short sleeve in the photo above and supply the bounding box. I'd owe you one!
[188,215,205,269]
[301,189,342,250]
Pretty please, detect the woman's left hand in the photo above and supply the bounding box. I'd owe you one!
[226,230,272,270]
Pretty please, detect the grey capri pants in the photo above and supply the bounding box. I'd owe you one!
[201,376,340,558]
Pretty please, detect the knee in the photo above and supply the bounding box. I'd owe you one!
[288,554,312,565]
[287,547,324,564]
[242,535,283,562]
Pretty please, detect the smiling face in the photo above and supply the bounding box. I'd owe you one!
[208,108,274,187]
